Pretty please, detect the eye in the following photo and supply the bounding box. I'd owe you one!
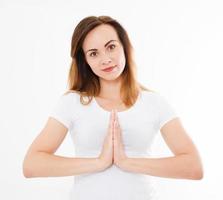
[108,44,116,50]
[89,51,98,57]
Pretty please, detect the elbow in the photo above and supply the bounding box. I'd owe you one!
[190,167,203,180]
[23,168,32,178]
[195,164,204,180]
[181,153,204,180]
[23,160,33,178]
[189,157,204,180]
[23,155,36,178]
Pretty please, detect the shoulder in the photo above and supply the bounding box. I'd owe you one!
[140,90,174,108]
[140,89,162,100]
[62,90,81,98]
[63,90,80,96]
[56,90,80,106]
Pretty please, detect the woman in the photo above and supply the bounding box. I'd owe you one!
[23,15,203,200]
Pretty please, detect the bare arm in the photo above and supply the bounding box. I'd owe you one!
[121,118,203,180]
[23,117,103,178]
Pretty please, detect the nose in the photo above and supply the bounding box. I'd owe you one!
[101,52,112,66]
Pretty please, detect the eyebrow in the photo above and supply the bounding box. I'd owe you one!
[85,39,118,54]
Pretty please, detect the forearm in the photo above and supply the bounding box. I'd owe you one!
[122,154,203,180]
[23,152,103,178]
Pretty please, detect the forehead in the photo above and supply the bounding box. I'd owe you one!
[82,24,119,50]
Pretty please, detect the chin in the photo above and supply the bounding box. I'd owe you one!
[100,75,121,81]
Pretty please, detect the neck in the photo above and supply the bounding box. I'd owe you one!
[99,77,122,100]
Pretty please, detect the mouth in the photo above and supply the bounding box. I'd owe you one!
[102,65,117,72]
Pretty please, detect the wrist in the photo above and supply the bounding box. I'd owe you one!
[95,158,108,171]
[122,158,135,172]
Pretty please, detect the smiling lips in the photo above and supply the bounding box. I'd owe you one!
[102,65,116,72]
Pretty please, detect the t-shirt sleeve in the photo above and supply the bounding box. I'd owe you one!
[49,94,75,130]
[155,93,179,130]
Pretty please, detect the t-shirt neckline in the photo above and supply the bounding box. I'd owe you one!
[93,91,142,114]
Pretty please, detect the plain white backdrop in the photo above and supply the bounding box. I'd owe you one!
[0,0,222,199]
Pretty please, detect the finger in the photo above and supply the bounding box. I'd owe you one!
[113,110,117,127]
[115,121,123,143]
[113,120,118,135]
[113,126,118,146]
[111,109,115,123]
[114,110,120,124]
[114,120,120,141]
[113,109,117,117]
[109,110,114,136]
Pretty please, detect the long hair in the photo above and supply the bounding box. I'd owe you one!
[64,15,154,107]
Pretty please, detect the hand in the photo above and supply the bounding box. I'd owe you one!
[113,110,128,168]
[98,110,114,169]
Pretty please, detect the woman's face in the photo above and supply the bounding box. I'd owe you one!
[82,24,126,81]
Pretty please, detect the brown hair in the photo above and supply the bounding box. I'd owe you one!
[64,15,154,107]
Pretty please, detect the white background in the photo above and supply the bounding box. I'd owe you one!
[0,0,222,199]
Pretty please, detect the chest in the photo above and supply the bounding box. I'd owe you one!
[94,97,128,112]
[72,109,158,157]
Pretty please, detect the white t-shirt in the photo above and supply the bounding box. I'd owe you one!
[49,90,178,200]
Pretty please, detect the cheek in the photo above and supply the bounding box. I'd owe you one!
[86,58,98,71]
[117,49,126,67]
